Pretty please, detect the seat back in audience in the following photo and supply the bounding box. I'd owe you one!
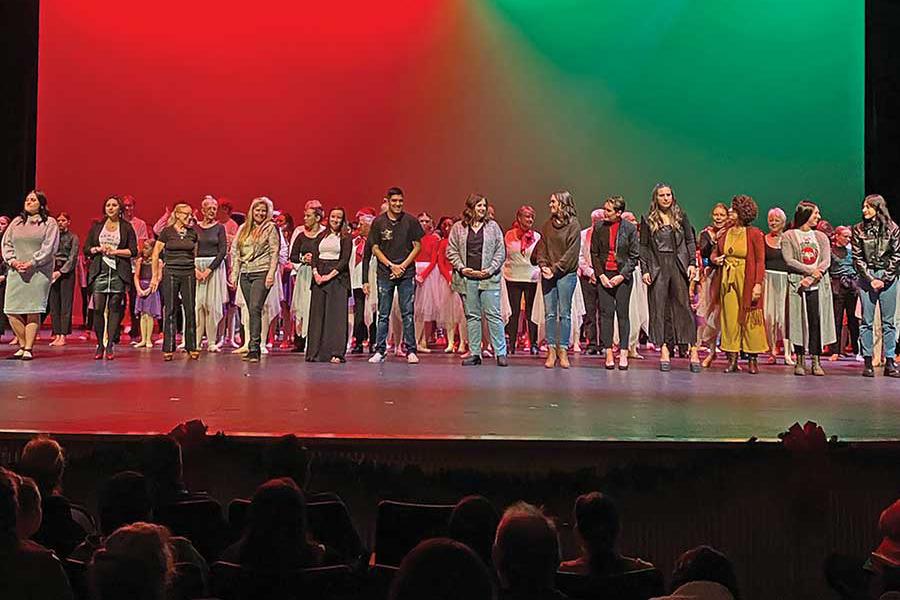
[70,503,97,535]
[372,500,454,567]
[64,558,89,600]
[555,568,666,600]
[173,561,207,600]
[368,564,399,600]
[211,560,354,600]
[229,497,367,566]
[156,498,229,562]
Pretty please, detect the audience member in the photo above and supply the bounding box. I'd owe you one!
[448,494,500,570]
[390,537,496,600]
[493,501,566,600]
[89,521,174,600]
[220,477,325,570]
[15,475,42,541]
[0,467,74,600]
[140,434,205,508]
[17,434,88,557]
[70,471,208,589]
[559,491,653,577]
[867,499,900,600]
[652,545,739,600]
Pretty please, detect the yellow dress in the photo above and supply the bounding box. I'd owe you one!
[719,228,769,354]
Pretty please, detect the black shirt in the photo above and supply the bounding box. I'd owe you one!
[158,226,198,273]
[466,225,485,271]
[365,212,424,282]
[765,241,788,272]
[195,223,227,270]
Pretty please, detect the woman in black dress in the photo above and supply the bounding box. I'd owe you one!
[305,207,352,363]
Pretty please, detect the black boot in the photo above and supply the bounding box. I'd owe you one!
[292,335,305,353]
[724,352,739,373]
[884,357,900,378]
[863,356,875,378]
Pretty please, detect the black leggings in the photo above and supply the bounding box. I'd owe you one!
[93,292,124,348]
[794,289,823,356]
[598,272,633,349]
[505,280,537,350]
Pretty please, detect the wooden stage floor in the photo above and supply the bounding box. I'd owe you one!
[2,341,899,442]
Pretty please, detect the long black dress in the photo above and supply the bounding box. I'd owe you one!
[306,231,352,362]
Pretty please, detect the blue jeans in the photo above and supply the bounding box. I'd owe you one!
[859,272,897,359]
[375,277,416,354]
[543,272,577,347]
[463,279,507,357]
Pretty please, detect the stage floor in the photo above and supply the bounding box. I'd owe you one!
[2,340,899,442]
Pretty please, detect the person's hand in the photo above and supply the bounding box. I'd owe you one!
[90,246,101,255]
[363,283,370,296]
[150,279,159,293]
[228,279,236,291]
[642,273,652,286]
[688,265,698,281]
[390,263,405,279]
[712,255,725,266]
[0,275,5,284]
[812,267,823,280]
[541,266,553,279]
[265,273,275,288]
[610,274,625,287]
[461,267,477,279]
[872,278,885,291]
[599,274,611,288]
[16,261,30,273]
[800,276,814,288]
[415,274,424,284]
[314,272,323,285]
[751,283,762,302]
[589,274,597,285]
[52,270,61,283]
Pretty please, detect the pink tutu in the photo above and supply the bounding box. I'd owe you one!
[414,262,444,322]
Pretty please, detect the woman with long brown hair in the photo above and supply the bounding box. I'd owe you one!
[305,207,353,363]
[639,183,700,372]
[532,191,581,369]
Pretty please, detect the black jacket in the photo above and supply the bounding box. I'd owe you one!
[83,219,138,287]
[639,215,697,281]
[851,218,900,285]
[589,219,640,281]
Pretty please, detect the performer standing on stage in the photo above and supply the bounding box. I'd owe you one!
[852,194,900,378]
[532,191,581,369]
[365,187,423,365]
[194,197,228,352]
[710,195,768,374]
[306,207,352,363]
[84,196,137,360]
[639,183,701,372]
[2,191,59,361]
[590,196,640,371]
[447,194,508,367]
[579,208,606,356]
[231,197,280,363]
[414,212,441,353]
[503,206,540,355]
[695,203,728,368]
[0,215,10,343]
[829,225,859,360]
[350,209,376,354]
[782,200,836,376]
[133,240,162,348]
[47,212,79,347]
[151,203,199,361]
[289,201,324,353]
[763,208,794,366]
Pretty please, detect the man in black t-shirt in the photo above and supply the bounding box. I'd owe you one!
[363,187,423,363]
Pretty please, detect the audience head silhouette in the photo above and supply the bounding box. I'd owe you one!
[493,502,560,593]
[18,435,65,498]
[263,434,311,489]
[99,471,153,536]
[89,521,174,600]
[15,475,42,540]
[140,435,184,502]
[448,495,500,568]
[670,545,739,600]
[390,537,496,600]
[239,477,319,570]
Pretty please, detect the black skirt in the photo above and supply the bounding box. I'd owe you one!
[306,258,350,362]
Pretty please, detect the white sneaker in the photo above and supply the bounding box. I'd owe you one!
[406,352,419,364]
[368,352,385,363]
[208,344,220,353]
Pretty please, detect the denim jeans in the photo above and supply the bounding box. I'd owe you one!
[375,276,416,354]
[463,279,507,357]
[240,271,269,354]
[859,270,897,359]
[543,271,578,347]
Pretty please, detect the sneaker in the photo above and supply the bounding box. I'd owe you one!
[368,352,386,364]
[208,344,220,353]
[406,352,419,364]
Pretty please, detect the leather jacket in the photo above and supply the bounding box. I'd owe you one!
[851,218,900,285]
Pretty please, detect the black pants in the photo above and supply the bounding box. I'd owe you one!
[831,279,859,354]
[307,264,350,362]
[795,289,823,356]
[352,288,376,348]
[93,292,124,349]
[80,285,92,330]
[240,271,269,355]
[505,280,537,350]
[647,254,695,346]
[163,270,197,353]
[48,270,76,335]
[580,276,602,349]
[0,280,8,333]
[597,271,633,349]
[127,280,138,330]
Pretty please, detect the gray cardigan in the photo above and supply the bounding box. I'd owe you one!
[446,220,506,291]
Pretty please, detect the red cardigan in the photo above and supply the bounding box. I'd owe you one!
[710,225,766,326]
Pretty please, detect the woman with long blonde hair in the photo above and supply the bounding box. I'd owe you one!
[639,183,700,372]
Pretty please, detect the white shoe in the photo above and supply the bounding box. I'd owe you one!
[261,345,269,355]
[233,346,249,354]
[368,352,385,363]
[208,344,220,353]
[406,352,419,364]
[177,342,186,350]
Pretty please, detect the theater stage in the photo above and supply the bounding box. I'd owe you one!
[1,341,898,443]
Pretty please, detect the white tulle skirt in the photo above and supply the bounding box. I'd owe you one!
[414,262,443,322]
[291,264,313,337]
[194,257,227,326]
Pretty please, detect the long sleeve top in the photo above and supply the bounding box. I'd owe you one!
[531,217,581,277]
[54,230,80,274]
[196,223,227,271]
[230,223,280,283]
[1,215,60,271]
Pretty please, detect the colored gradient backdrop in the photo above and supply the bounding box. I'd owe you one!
[36,0,862,232]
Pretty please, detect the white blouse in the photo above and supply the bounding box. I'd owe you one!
[318,233,341,260]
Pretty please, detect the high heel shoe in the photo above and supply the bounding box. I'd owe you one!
[163,352,174,361]
[558,347,570,369]
[105,346,115,360]
[94,346,105,360]
[544,346,557,369]
[605,350,616,370]
[618,351,629,371]
[189,351,200,360]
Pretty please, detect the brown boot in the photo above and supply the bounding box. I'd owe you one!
[544,346,557,369]
[558,347,570,369]
[723,352,739,373]
[794,353,806,376]
[811,355,826,376]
